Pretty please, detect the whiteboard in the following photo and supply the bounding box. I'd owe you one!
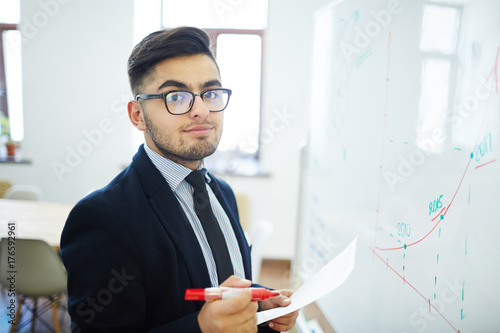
[296,0,500,332]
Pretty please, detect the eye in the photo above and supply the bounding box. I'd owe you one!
[203,90,220,100]
[166,92,186,103]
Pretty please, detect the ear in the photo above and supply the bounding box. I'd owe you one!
[128,100,147,131]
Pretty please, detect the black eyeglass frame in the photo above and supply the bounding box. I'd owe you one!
[135,88,232,115]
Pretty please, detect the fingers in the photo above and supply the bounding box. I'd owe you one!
[241,316,258,333]
[272,294,292,307]
[198,290,258,332]
[259,295,289,310]
[277,289,294,298]
[218,289,255,315]
[258,289,298,331]
[196,275,256,332]
[258,289,293,310]
[268,310,299,332]
[219,291,258,327]
[219,275,253,288]
[238,298,258,331]
[278,297,292,307]
[274,289,293,307]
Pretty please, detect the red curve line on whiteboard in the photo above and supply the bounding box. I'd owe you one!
[373,32,392,250]
[377,155,473,252]
[377,214,444,251]
[370,248,460,333]
[375,46,499,252]
[475,158,497,169]
[432,206,447,221]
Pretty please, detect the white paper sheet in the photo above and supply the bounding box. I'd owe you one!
[256,237,357,325]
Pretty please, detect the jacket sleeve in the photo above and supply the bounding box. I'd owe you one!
[61,199,202,333]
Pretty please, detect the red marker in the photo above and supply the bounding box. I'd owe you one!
[185,287,280,301]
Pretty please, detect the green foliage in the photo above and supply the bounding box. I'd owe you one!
[0,111,11,139]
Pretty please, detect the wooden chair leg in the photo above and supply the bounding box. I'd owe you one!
[51,300,61,333]
[9,297,23,333]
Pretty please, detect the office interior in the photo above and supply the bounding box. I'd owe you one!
[0,0,333,262]
[4,1,498,332]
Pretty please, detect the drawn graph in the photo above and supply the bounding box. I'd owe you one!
[369,44,499,333]
[297,1,500,332]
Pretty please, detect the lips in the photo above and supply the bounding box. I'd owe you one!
[184,125,214,136]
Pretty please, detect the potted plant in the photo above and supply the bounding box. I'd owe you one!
[0,111,18,157]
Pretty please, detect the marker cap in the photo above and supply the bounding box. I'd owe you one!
[185,289,206,301]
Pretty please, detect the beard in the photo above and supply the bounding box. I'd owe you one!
[143,110,222,164]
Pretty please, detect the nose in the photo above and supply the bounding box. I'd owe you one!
[189,95,210,119]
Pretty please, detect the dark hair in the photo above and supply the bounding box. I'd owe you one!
[127,26,217,96]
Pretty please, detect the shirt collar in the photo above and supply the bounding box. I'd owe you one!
[143,143,209,192]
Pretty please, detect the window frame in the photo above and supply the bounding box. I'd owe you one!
[204,28,265,162]
[0,23,17,118]
[158,0,268,174]
[417,3,462,152]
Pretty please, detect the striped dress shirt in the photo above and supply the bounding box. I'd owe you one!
[144,144,245,287]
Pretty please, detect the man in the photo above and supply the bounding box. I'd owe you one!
[61,26,298,332]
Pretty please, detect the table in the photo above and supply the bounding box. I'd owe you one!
[0,199,74,247]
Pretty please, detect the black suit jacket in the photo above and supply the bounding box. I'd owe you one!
[61,145,272,332]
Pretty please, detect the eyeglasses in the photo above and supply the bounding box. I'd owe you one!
[135,88,232,115]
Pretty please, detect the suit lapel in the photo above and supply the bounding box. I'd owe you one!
[132,145,211,287]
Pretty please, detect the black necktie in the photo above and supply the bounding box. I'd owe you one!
[185,170,234,284]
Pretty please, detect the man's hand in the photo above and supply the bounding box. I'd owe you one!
[198,276,258,333]
[258,289,299,331]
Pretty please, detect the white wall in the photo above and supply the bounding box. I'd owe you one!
[1,0,134,203]
[0,0,332,260]
[228,0,333,259]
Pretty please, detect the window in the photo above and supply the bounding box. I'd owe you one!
[162,0,268,175]
[161,0,267,30]
[204,30,263,175]
[416,3,460,153]
[132,0,267,175]
[0,0,23,142]
[420,4,460,55]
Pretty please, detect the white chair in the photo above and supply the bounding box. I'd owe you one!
[248,219,275,283]
[4,185,43,201]
[0,238,67,333]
